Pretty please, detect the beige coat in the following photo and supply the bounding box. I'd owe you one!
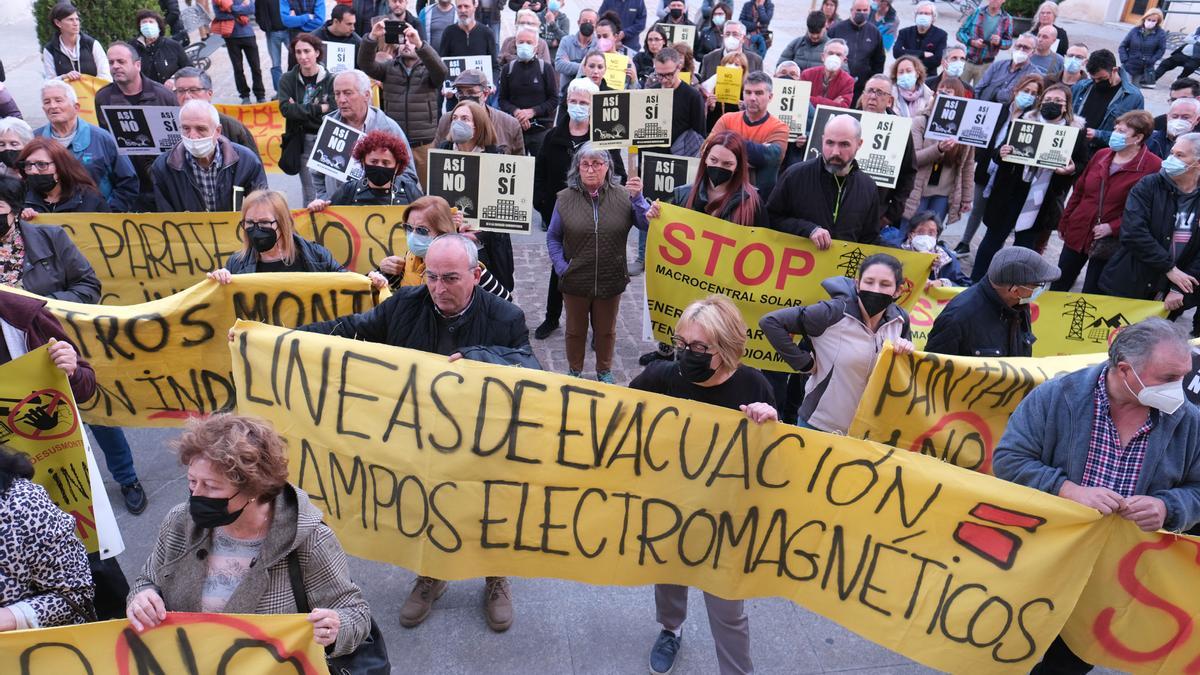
[903,113,976,224]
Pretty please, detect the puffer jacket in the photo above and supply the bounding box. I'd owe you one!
[547,182,651,299]
[1100,171,1200,300]
[128,484,372,658]
[903,113,976,224]
[759,276,910,434]
[12,220,101,304]
[1119,26,1167,71]
[224,233,346,274]
[779,35,827,71]
[360,37,451,147]
[149,136,269,212]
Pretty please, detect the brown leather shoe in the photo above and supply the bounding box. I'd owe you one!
[483,576,513,632]
[399,576,446,628]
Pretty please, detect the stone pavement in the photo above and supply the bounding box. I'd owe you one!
[1,0,1145,671]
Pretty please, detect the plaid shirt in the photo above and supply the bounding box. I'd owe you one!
[1082,366,1154,497]
[186,143,223,212]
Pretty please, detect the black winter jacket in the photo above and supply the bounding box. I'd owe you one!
[24,186,110,214]
[255,0,287,32]
[924,279,1034,357]
[12,221,101,304]
[765,156,881,243]
[330,174,425,206]
[670,183,768,228]
[358,40,448,147]
[133,37,192,83]
[150,136,269,212]
[298,284,531,357]
[225,234,346,274]
[1100,172,1200,300]
[982,117,1089,235]
[497,58,559,126]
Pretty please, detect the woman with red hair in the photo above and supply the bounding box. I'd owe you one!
[310,130,425,208]
[17,137,107,214]
[654,131,766,227]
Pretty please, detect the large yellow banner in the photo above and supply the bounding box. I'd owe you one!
[2,273,382,427]
[215,101,285,174]
[231,320,1121,673]
[32,206,407,305]
[0,612,328,674]
[908,285,1166,356]
[0,346,97,552]
[645,204,935,370]
[69,74,109,127]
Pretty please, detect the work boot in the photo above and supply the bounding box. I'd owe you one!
[399,576,446,628]
[121,482,147,515]
[483,576,513,632]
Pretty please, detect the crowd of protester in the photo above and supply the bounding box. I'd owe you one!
[4,1,1200,673]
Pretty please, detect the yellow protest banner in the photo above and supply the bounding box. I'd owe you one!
[69,74,109,127]
[230,319,1117,673]
[645,204,934,371]
[908,285,1166,357]
[603,52,630,90]
[3,272,382,428]
[715,65,743,105]
[0,346,97,552]
[215,101,286,173]
[0,612,329,674]
[34,206,407,305]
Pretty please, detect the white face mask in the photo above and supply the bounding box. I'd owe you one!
[1011,50,1030,65]
[723,35,741,51]
[1169,118,1194,138]
[824,54,843,71]
[1146,20,1159,29]
[1124,366,1186,414]
[182,133,216,158]
[910,234,937,253]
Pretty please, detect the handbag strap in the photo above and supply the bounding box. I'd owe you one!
[285,550,312,614]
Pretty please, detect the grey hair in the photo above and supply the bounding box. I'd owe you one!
[427,233,480,269]
[1108,318,1191,370]
[41,78,78,105]
[776,60,799,71]
[827,113,863,139]
[515,24,540,41]
[567,77,600,96]
[335,69,372,97]
[0,117,34,144]
[825,38,848,52]
[945,43,968,56]
[173,66,213,90]
[181,99,220,127]
[515,8,539,23]
[724,21,746,36]
[1013,32,1036,47]
[1037,1,1059,17]
[744,71,772,89]
[566,143,619,190]
[915,0,938,18]
[1172,97,1200,116]
[1178,132,1200,157]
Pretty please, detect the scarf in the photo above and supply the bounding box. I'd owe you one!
[0,227,25,288]
[1014,113,1065,233]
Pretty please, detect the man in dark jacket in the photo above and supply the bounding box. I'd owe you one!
[892,1,945,77]
[598,0,647,52]
[766,114,880,248]
[925,246,1060,358]
[298,233,532,633]
[827,0,885,102]
[779,11,829,72]
[150,100,268,212]
[440,0,498,82]
[1101,134,1200,311]
[310,5,364,59]
[1147,97,1199,159]
[133,10,191,83]
[173,67,259,154]
[697,20,763,80]
[1154,78,1200,134]
[96,41,179,211]
[498,25,559,159]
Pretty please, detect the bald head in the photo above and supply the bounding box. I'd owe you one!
[822,114,863,175]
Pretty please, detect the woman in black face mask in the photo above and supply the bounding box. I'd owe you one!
[628,294,775,675]
[126,413,376,660]
[971,82,1088,282]
[760,253,913,433]
[208,189,388,289]
[308,130,425,209]
[17,137,107,214]
[0,118,32,181]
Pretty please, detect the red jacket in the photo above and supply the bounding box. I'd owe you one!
[0,293,96,405]
[1058,145,1162,254]
[800,65,856,109]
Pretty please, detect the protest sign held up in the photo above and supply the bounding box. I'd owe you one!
[326,41,356,74]
[100,106,181,156]
[655,23,695,48]
[804,105,912,189]
[924,94,1002,148]
[589,90,673,150]
[1003,119,1082,169]
[767,78,812,141]
[714,65,743,105]
[307,117,363,182]
[640,152,700,203]
[603,52,630,90]
[426,150,535,233]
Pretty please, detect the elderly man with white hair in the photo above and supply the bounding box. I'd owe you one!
[321,68,416,198]
[149,99,267,212]
[893,1,947,78]
[33,78,138,211]
[1148,97,1200,159]
[699,20,763,80]
[498,24,559,159]
[499,9,552,67]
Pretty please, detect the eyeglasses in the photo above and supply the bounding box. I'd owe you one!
[1013,45,1034,53]
[422,271,463,284]
[402,223,432,237]
[19,160,54,172]
[242,219,278,229]
[176,87,211,96]
[579,160,606,171]
[864,88,891,98]
[672,338,712,355]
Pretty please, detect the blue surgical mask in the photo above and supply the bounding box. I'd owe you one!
[713,14,726,26]
[1015,91,1036,109]
[1064,56,1083,73]
[1107,131,1127,152]
[516,43,536,61]
[1164,154,1193,177]
[407,230,433,258]
[140,22,160,39]
[567,103,589,122]
[946,60,965,77]
[915,14,932,28]
[548,0,560,10]
[897,72,917,90]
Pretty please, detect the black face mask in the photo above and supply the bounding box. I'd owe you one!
[26,173,57,196]
[0,149,18,168]
[858,289,895,317]
[364,164,396,187]
[246,225,278,253]
[706,165,734,187]
[1040,102,1063,120]
[579,22,594,36]
[853,11,870,24]
[668,8,683,19]
[189,492,246,529]
[676,349,716,383]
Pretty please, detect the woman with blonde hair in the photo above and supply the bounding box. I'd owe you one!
[1120,8,1167,87]
[207,189,386,288]
[630,293,777,675]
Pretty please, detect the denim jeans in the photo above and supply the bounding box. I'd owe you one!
[266,29,290,93]
[916,194,950,226]
[89,424,138,486]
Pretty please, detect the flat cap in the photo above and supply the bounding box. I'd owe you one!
[454,69,489,87]
[987,246,1061,286]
